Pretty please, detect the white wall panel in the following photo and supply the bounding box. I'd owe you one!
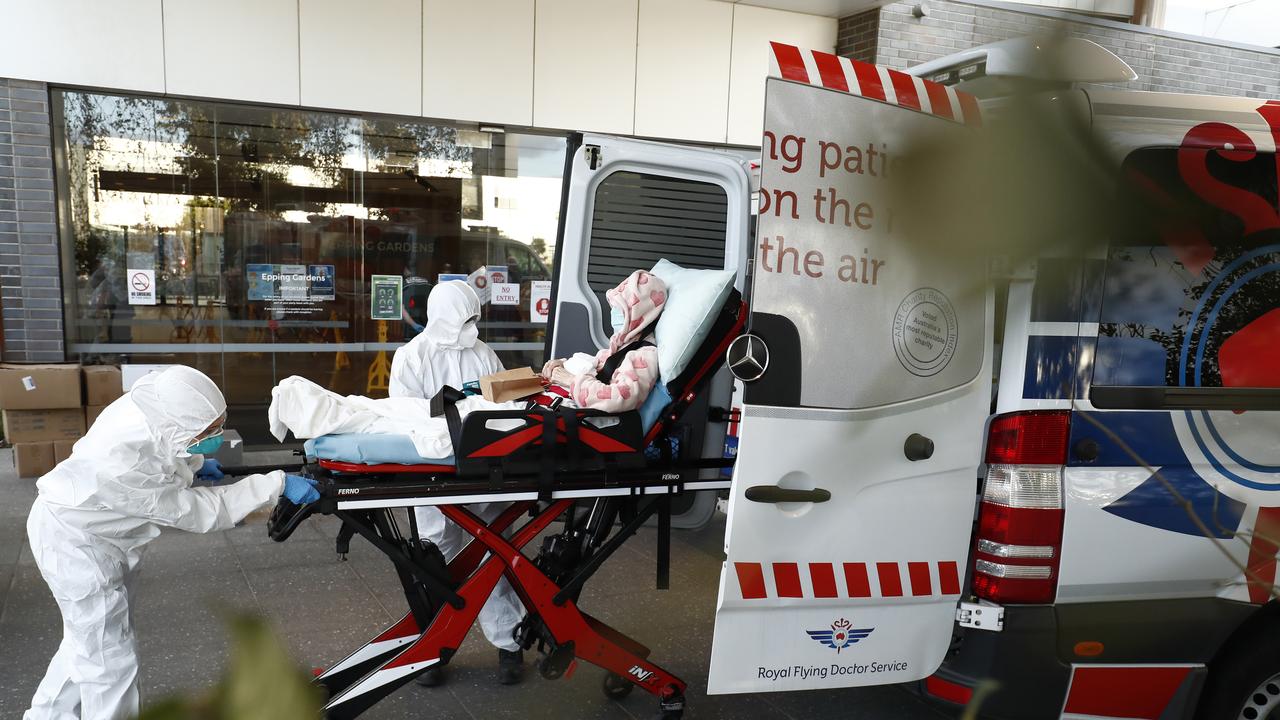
[726,5,836,145]
[164,0,300,106]
[634,0,733,142]
[423,0,533,125]
[300,0,421,116]
[0,0,165,92]
[534,0,638,134]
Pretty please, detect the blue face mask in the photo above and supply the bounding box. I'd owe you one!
[187,434,224,456]
[610,306,625,335]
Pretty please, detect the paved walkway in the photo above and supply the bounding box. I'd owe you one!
[0,450,953,719]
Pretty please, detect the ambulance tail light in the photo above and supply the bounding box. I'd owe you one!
[973,411,1070,604]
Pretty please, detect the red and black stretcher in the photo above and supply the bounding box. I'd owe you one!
[267,290,747,719]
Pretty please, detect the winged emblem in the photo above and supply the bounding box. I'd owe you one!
[806,618,874,653]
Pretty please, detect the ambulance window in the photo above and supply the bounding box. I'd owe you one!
[587,171,727,326]
[1091,147,1280,410]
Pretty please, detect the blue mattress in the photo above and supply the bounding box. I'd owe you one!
[305,434,454,465]
[308,382,674,466]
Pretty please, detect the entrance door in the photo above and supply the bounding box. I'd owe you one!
[708,49,993,693]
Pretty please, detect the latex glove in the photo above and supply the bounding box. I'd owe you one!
[196,458,224,481]
[540,358,565,380]
[283,474,320,504]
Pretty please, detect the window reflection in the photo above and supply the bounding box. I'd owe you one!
[56,90,565,444]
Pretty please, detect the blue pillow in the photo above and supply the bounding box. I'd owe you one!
[638,381,673,433]
[650,259,735,384]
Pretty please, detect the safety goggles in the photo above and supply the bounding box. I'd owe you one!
[191,425,225,444]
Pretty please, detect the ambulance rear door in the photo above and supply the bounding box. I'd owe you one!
[545,134,752,523]
[708,45,993,694]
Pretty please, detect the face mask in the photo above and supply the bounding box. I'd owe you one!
[187,434,224,456]
[458,316,479,346]
[610,306,625,335]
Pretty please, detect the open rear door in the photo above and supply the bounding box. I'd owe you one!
[546,134,752,525]
[708,45,992,693]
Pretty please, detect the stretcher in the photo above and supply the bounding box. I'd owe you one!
[268,289,746,719]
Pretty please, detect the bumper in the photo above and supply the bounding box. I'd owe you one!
[924,606,1070,719]
[918,598,1256,720]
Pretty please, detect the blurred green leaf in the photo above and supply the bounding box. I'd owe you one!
[135,612,323,720]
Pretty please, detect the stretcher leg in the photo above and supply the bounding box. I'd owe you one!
[441,504,688,717]
[320,501,572,719]
[312,502,532,700]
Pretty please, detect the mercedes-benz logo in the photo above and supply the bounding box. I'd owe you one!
[726,333,769,382]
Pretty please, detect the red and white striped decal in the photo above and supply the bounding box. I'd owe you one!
[1060,664,1199,720]
[1246,506,1280,604]
[733,560,963,599]
[768,42,982,127]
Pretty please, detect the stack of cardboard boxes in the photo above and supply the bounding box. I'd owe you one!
[0,363,124,477]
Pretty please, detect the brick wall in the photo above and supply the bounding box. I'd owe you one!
[0,79,63,362]
[839,8,881,64]
[839,0,1280,98]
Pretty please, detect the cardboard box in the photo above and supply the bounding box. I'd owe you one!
[0,363,83,410]
[14,442,55,478]
[480,367,544,403]
[4,408,87,443]
[82,365,123,406]
[53,439,76,463]
[85,404,107,429]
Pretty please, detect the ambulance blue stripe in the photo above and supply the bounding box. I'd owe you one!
[1076,411,1246,537]
[1200,409,1280,473]
[1023,336,1093,399]
[1101,466,1244,539]
[1068,411,1183,467]
[1183,410,1280,491]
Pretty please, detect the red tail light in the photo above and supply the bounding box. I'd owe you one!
[973,411,1070,604]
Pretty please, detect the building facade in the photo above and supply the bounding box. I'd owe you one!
[2,0,1278,441]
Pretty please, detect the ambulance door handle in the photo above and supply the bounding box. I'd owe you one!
[744,486,831,504]
[904,433,934,461]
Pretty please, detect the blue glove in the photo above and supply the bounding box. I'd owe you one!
[197,458,224,480]
[283,474,320,504]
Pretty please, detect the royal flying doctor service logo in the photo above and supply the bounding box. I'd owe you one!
[806,618,873,653]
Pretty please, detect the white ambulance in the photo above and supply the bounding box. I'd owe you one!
[544,36,1280,720]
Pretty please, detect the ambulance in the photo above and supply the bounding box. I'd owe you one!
[541,35,1280,719]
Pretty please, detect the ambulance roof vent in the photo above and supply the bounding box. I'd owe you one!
[907,36,1137,94]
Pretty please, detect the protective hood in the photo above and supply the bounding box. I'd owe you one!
[424,281,482,351]
[130,366,227,458]
[606,270,667,356]
[388,280,504,401]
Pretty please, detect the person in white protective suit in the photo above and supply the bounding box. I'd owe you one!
[24,366,317,720]
[388,280,528,687]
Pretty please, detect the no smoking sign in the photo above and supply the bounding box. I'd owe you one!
[127,268,157,305]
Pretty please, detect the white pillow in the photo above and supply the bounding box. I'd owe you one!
[650,259,736,384]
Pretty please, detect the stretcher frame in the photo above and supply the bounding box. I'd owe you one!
[269,292,746,719]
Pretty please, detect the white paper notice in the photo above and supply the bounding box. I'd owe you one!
[530,280,552,323]
[467,266,491,304]
[492,283,520,306]
[279,264,308,300]
[127,269,156,305]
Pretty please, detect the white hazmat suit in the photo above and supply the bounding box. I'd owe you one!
[24,366,286,720]
[388,281,524,653]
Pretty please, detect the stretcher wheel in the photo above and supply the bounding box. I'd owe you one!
[602,671,635,699]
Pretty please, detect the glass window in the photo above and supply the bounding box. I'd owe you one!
[1092,147,1280,409]
[586,171,728,333]
[55,90,566,444]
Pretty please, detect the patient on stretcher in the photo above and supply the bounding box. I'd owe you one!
[541,269,667,413]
